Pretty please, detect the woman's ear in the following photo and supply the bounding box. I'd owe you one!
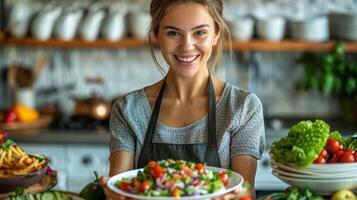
[213,30,220,46]
[150,31,159,46]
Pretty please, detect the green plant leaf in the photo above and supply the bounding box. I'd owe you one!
[345,77,357,95]
[321,73,334,94]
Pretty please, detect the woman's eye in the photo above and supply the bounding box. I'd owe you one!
[194,31,206,36]
[167,31,179,36]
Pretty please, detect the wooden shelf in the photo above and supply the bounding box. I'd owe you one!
[1,34,357,52]
[1,36,148,49]
[230,40,357,52]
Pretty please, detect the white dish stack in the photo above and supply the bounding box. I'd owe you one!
[329,12,357,41]
[270,156,357,195]
[289,16,329,42]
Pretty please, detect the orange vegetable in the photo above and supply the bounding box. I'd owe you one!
[14,104,39,123]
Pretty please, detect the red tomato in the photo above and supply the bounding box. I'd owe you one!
[119,182,133,192]
[0,130,8,143]
[218,171,229,186]
[150,164,165,179]
[319,149,328,158]
[3,108,17,123]
[138,181,151,192]
[147,161,157,168]
[339,151,355,163]
[195,163,205,172]
[172,187,181,198]
[328,150,344,163]
[314,155,326,164]
[327,138,340,153]
[239,195,252,200]
[339,144,344,150]
[354,152,357,162]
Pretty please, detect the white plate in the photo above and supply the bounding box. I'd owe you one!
[107,166,244,200]
[272,167,357,179]
[272,171,357,195]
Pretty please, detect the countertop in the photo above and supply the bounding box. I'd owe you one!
[8,129,110,144]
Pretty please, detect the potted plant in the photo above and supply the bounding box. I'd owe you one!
[296,42,357,123]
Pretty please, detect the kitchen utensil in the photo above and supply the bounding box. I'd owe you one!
[79,4,106,41]
[8,2,34,38]
[31,3,63,40]
[101,7,126,41]
[257,16,286,41]
[73,93,111,120]
[128,11,151,39]
[228,16,254,41]
[54,5,83,41]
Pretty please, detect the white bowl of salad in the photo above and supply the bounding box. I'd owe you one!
[107,159,244,200]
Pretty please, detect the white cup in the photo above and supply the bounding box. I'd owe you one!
[257,16,286,41]
[15,87,36,108]
[229,17,254,41]
[128,11,151,39]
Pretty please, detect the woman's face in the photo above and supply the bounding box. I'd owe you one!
[155,2,219,77]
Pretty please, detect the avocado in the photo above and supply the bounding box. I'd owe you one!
[79,171,106,200]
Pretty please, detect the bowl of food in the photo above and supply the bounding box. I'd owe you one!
[0,135,48,193]
[107,159,244,200]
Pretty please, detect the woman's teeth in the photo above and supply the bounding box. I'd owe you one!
[175,56,198,63]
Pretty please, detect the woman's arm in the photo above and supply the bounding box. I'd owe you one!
[109,150,135,176]
[231,155,258,199]
[99,151,135,200]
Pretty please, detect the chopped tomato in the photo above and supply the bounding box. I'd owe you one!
[180,166,193,176]
[147,161,157,168]
[195,163,205,173]
[150,164,165,179]
[119,182,133,192]
[139,181,151,193]
[239,195,252,200]
[218,171,229,186]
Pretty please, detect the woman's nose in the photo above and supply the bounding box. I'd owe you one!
[180,35,195,50]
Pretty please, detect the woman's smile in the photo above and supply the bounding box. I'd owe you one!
[174,55,200,66]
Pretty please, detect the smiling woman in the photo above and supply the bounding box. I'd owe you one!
[100,1,265,200]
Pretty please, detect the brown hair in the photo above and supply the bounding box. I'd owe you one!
[148,0,232,74]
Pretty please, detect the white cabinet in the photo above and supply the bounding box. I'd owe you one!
[66,145,109,192]
[19,143,109,192]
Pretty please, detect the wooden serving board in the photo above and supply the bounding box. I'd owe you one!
[0,114,54,132]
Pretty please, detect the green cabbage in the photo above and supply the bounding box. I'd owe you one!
[271,120,330,168]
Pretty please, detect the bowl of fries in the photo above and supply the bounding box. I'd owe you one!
[0,132,48,193]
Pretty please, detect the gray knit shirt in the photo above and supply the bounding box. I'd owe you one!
[109,83,266,169]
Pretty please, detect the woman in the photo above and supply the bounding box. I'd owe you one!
[100,0,265,199]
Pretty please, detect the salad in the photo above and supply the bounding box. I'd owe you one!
[114,159,233,198]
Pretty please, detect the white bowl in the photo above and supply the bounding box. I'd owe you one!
[270,154,357,173]
[272,167,357,179]
[107,166,244,200]
[272,171,357,195]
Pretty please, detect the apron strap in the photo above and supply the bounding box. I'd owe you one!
[142,81,166,146]
[208,75,217,147]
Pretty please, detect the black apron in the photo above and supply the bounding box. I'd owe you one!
[137,76,221,168]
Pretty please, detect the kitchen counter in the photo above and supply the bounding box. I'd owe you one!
[8,129,110,144]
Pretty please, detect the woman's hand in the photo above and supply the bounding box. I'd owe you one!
[99,176,131,200]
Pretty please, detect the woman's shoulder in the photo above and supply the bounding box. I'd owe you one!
[225,83,263,111]
[112,88,147,113]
